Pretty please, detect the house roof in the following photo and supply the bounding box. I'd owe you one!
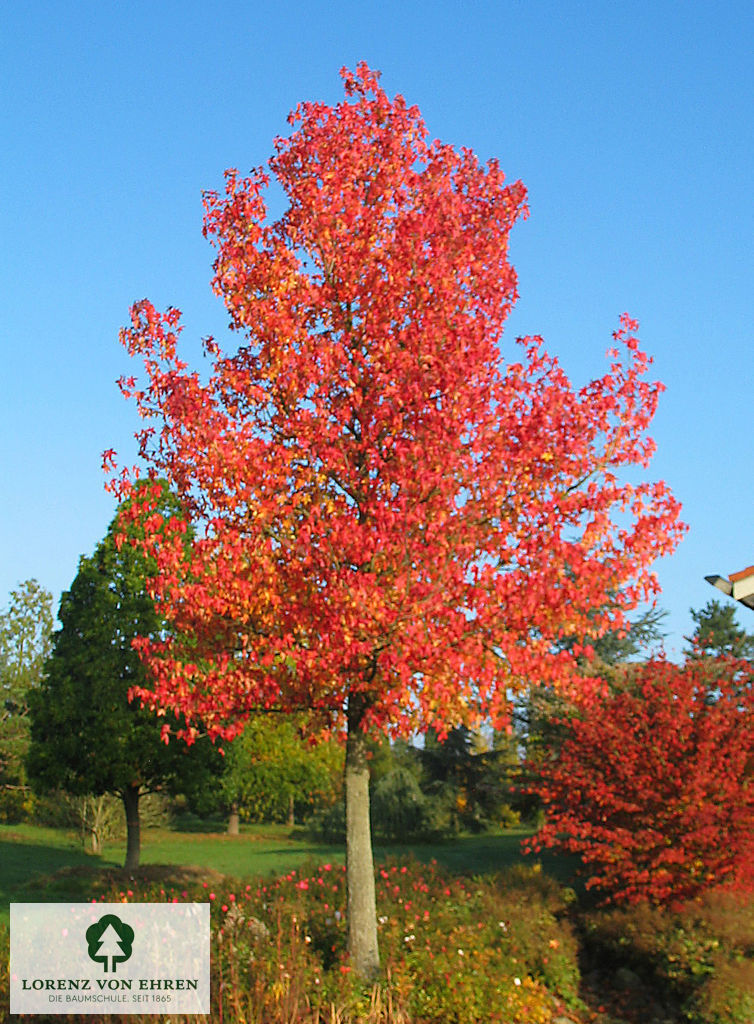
[729,566,754,583]
[705,567,754,610]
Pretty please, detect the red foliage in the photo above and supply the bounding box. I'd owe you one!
[525,657,754,905]
[108,63,683,743]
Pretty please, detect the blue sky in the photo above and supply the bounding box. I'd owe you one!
[2,1,752,655]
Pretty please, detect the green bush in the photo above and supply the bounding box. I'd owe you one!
[370,857,580,1016]
[305,797,346,842]
[487,863,581,1004]
[308,775,451,843]
[32,790,172,850]
[138,791,174,828]
[582,889,754,1024]
[370,767,445,842]
[693,958,754,1024]
[0,785,33,823]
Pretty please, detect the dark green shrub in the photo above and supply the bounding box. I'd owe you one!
[370,767,431,842]
[582,890,754,1024]
[308,772,453,843]
[305,798,346,842]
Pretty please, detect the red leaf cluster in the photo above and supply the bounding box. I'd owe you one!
[526,657,754,904]
[110,64,684,744]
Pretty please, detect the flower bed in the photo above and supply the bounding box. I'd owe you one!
[4,857,581,1022]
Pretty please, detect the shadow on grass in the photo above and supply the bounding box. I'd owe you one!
[169,813,230,833]
[0,834,118,916]
[374,828,585,896]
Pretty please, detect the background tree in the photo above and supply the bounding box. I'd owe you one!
[419,726,520,833]
[111,64,684,974]
[0,579,53,821]
[525,656,754,905]
[192,715,343,832]
[27,483,221,869]
[306,734,497,844]
[514,604,668,775]
[685,598,754,660]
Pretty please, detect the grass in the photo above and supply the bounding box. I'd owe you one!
[391,826,581,885]
[0,824,119,920]
[0,820,578,927]
[112,823,347,877]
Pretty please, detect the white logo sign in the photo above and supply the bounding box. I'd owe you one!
[10,903,210,1015]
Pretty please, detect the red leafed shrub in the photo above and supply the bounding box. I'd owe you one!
[525,657,754,905]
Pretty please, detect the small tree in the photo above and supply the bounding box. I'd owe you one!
[419,726,519,833]
[526,657,754,905]
[27,483,220,869]
[686,598,754,660]
[111,64,683,974]
[40,791,124,854]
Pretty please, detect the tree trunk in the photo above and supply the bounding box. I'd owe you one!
[88,794,110,855]
[122,785,141,871]
[287,793,295,827]
[345,693,379,978]
[227,801,240,836]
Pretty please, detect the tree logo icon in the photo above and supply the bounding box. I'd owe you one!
[86,914,135,972]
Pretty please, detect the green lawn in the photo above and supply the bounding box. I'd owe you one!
[0,821,579,926]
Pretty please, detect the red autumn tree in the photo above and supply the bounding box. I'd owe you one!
[111,63,684,975]
[525,657,754,905]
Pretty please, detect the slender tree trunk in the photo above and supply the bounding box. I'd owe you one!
[287,793,295,827]
[122,785,141,871]
[227,801,240,835]
[345,693,379,978]
[89,794,109,855]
